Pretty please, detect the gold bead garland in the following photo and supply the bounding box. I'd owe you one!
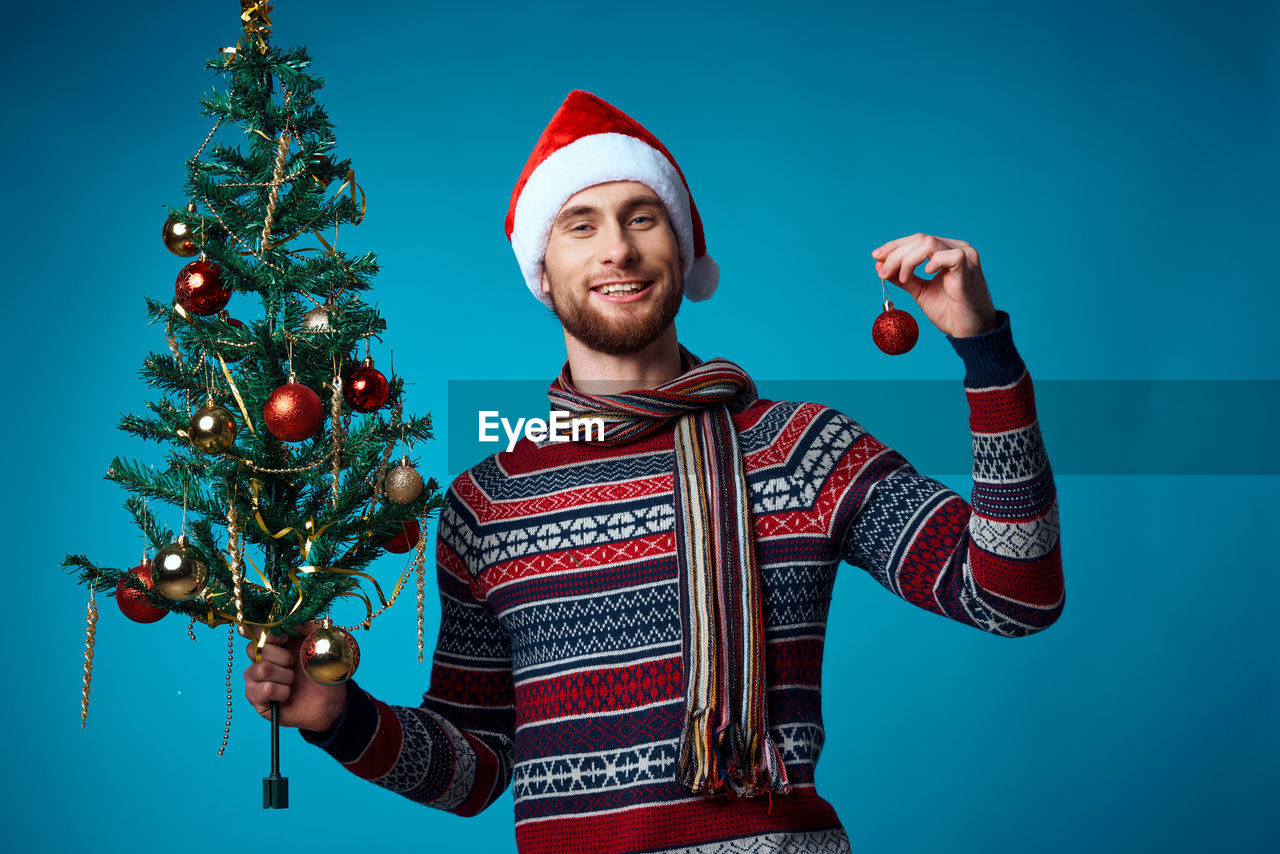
[218,622,235,756]
[415,523,427,663]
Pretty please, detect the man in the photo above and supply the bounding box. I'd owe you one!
[243,90,1064,853]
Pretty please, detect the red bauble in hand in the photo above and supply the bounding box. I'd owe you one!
[872,300,919,355]
[384,519,420,554]
[344,357,390,413]
[263,375,324,442]
[116,560,168,623]
[175,257,231,315]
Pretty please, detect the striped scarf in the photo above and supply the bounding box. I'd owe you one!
[547,344,791,798]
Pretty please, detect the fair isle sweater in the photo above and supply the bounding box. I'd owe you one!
[302,310,1065,853]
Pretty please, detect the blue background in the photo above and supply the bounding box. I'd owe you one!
[5,0,1275,851]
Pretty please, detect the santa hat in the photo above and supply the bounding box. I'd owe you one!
[505,90,719,308]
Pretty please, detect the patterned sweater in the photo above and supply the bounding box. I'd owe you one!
[302,309,1065,853]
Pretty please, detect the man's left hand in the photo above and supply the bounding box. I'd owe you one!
[871,233,999,338]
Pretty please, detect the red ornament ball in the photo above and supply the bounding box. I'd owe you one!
[384,519,421,554]
[344,363,390,413]
[175,258,231,316]
[872,301,919,355]
[116,560,168,623]
[263,378,324,442]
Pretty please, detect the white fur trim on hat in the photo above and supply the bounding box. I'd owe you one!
[511,132,698,309]
[685,254,719,301]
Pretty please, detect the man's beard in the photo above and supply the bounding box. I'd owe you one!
[546,269,684,356]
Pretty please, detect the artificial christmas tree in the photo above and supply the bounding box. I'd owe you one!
[63,1,443,808]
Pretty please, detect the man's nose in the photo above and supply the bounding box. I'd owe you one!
[599,221,639,265]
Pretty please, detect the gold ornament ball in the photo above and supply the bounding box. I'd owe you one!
[152,536,207,601]
[188,404,238,454]
[162,201,201,257]
[384,459,424,504]
[300,620,361,685]
[302,304,332,332]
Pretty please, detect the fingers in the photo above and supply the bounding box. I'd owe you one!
[245,638,294,667]
[244,677,293,715]
[243,648,298,718]
[873,234,970,287]
[871,232,923,260]
[246,658,297,686]
[924,248,966,276]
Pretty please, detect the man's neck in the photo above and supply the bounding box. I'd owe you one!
[563,325,683,395]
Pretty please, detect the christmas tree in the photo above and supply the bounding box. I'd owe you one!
[63,2,443,807]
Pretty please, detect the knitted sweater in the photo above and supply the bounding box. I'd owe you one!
[302,309,1064,853]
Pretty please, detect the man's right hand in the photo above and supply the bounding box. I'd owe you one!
[241,622,349,734]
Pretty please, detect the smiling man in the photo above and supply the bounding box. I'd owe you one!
[543,183,683,353]
[244,90,1065,854]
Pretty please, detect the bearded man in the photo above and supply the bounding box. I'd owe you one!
[244,90,1064,854]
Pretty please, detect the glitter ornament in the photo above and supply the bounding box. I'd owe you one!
[116,559,168,623]
[384,456,423,504]
[302,303,332,332]
[344,356,390,413]
[263,374,324,442]
[188,402,238,454]
[384,518,420,554]
[300,618,360,685]
[872,299,919,355]
[162,202,200,257]
[152,535,207,601]
[175,256,232,316]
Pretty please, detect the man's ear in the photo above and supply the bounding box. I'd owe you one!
[540,267,550,295]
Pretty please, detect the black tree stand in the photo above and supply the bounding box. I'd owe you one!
[263,700,289,808]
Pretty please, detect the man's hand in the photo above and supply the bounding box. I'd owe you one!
[241,622,348,733]
[871,234,999,338]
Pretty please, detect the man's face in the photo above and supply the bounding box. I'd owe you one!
[541,180,684,356]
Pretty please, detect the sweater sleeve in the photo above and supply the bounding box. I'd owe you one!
[835,309,1065,636]
[300,485,516,815]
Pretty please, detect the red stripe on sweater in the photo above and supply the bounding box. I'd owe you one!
[482,530,678,593]
[896,496,970,613]
[966,370,1037,433]
[346,698,404,780]
[970,538,1064,607]
[437,538,470,586]
[514,786,841,854]
[454,730,504,817]
[517,656,684,724]
[515,637,824,726]
[741,402,828,469]
[430,661,516,708]
[457,472,676,523]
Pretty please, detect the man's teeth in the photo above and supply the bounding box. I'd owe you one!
[598,282,646,295]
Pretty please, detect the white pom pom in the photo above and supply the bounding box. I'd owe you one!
[684,255,719,302]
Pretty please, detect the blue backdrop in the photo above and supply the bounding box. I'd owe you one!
[6,1,1275,852]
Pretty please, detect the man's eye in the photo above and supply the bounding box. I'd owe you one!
[570,223,593,233]
[631,215,653,225]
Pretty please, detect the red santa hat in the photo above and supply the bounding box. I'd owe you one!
[505,90,719,308]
